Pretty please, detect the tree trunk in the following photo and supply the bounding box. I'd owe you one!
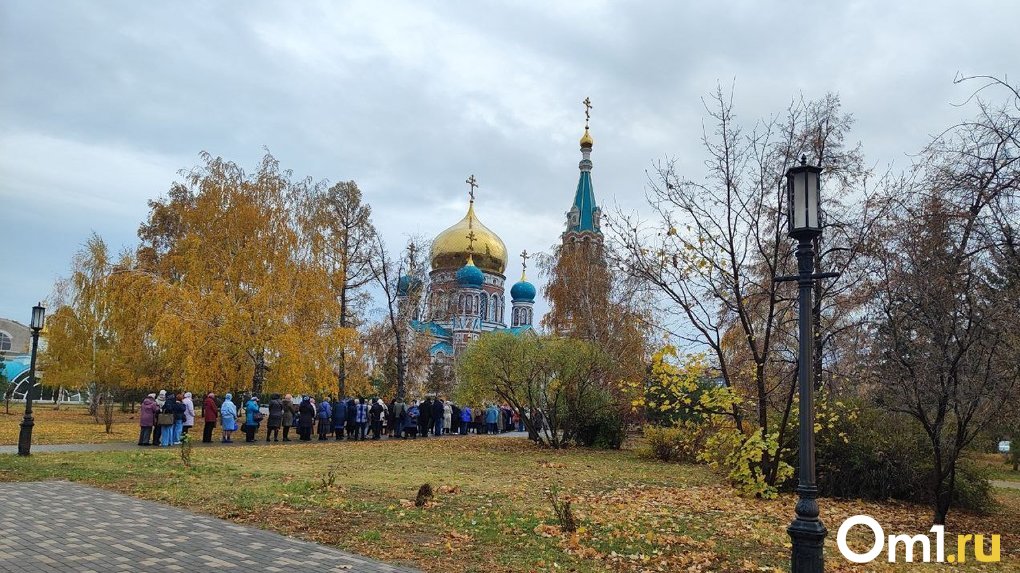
[338,285,348,397]
[251,351,267,397]
[931,455,956,526]
[394,329,406,402]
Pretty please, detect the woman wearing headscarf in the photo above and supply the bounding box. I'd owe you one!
[244,395,261,443]
[298,395,315,441]
[138,393,160,446]
[182,392,195,435]
[316,396,332,441]
[281,394,295,441]
[331,396,346,440]
[152,389,167,446]
[403,401,419,439]
[202,392,218,443]
[159,392,178,447]
[267,394,284,442]
[220,393,238,443]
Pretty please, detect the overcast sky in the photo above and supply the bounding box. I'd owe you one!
[1,0,1017,324]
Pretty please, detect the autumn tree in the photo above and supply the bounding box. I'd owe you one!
[300,181,377,396]
[871,77,1020,524]
[139,151,341,396]
[541,239,649,389]
[42,234,121,430]
[458,332,611,448]
[613,89,875,489]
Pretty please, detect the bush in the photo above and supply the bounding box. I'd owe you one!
[573,390,627,449]
[814,401,993,512]
[641,422,710,463]
[951,461,995,513]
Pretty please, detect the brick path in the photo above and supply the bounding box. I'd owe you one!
[0,481,420,573]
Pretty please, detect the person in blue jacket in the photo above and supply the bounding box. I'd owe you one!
[460,405,472,435]
[317,396,333,441]
[331,397,346,440]
[486,404,500,435]
[220,393,238,443]
[403,403,419,439]
[244,395,261,443]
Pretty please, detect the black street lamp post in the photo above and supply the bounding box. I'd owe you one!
[17,303,46,457]
[776,157,837,572]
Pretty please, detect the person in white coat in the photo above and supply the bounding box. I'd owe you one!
[443,400,453,435]
[182,392,195,435]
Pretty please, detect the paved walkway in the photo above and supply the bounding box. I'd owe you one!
[0,481,419,573]
[0,431,530,455]
[992,479,1020,490]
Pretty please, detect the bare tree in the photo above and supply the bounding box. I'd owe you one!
[613,87,875,487]
[872,77,1020,524]
[370,236,428,401]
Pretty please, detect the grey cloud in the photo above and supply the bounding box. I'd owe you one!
[1,0,1017,321]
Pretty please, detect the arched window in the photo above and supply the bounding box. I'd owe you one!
[479,294,488,321]
[0,331,11,352]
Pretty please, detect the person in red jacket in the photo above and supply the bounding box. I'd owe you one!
[202,393,218,443]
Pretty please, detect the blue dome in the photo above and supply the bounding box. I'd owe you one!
[397,274,422,296]
[510,280,536,302]
[456,262,484,288]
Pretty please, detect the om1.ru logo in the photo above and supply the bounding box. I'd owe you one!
[837,515,1000,563]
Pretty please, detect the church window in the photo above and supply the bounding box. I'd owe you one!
[0,331,11,352]
[479,294,488,321]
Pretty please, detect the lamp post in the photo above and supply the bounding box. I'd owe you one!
[777,157,837,572]
[17,303,46,456]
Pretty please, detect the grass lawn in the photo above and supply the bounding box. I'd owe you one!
[970,452,1020,484]
[1,436,1018,572]
[0,403,141,445]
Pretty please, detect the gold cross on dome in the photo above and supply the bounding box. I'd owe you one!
[465,230,477,254]
[465,174,478,203]
[520,249,529,272]
[582,97,592,128]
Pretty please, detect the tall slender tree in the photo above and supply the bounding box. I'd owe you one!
[301,181,377,397]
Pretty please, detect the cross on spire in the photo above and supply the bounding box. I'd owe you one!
[520,249,530,280]
[465,174,478,203]
[583,97,592,129]
[465,230,477,254]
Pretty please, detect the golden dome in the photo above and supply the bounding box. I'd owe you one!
[580,127,594,148]
[431,203,507,274]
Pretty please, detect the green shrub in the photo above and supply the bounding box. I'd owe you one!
[641,422,710,463]
[573,389,626,450]
[951,461,995,513]
[813,401,993,512]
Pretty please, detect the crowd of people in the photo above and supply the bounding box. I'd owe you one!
[138,391,536,447]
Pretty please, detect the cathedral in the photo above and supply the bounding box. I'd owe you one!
[400,100,603,361]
